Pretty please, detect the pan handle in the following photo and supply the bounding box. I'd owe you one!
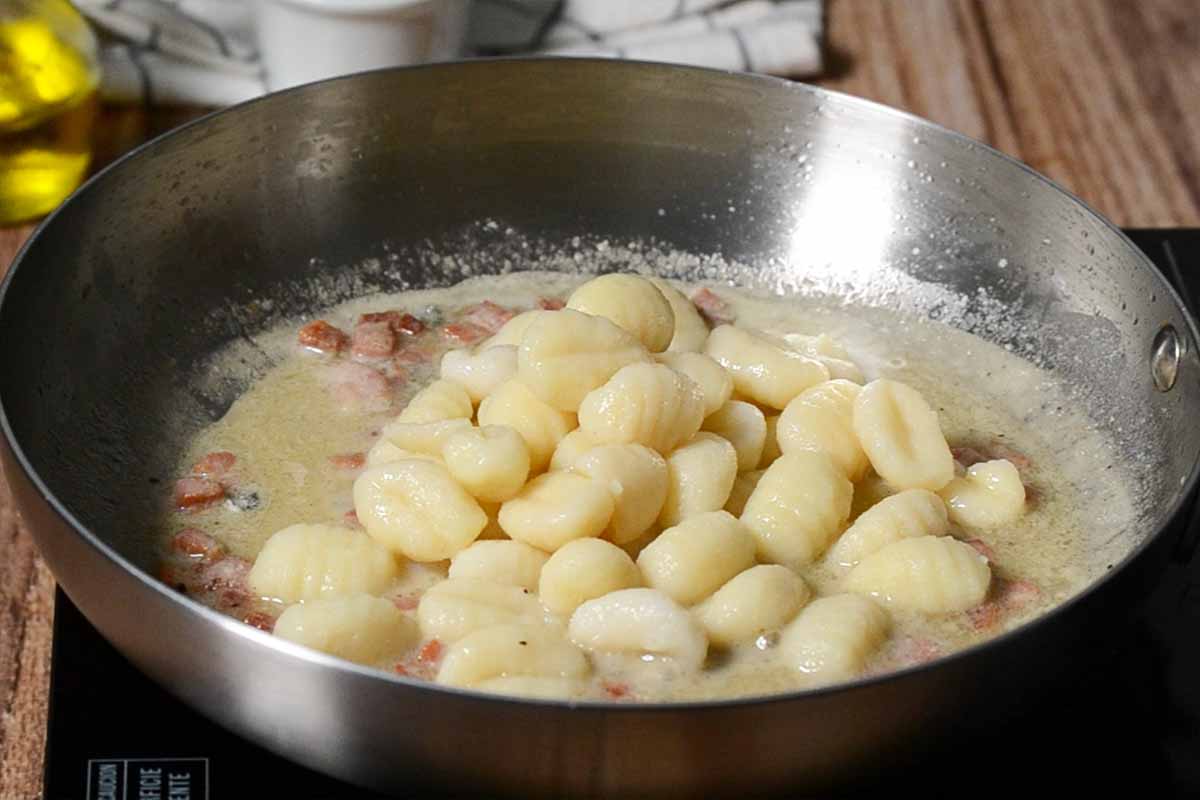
[1123,230,1200,564]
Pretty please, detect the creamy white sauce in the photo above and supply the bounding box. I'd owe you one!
[162,270,1137,701]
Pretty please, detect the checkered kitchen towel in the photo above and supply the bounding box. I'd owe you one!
[75,0,824,107]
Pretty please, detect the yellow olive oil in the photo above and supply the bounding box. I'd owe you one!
[0,1,99,225]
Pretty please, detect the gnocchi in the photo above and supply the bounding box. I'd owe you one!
[549,429,602,471]
[939,459,1026,528]
[365,439,439,467]
[781,332,865,384]
[658,433,739,527]
[442,425,531,503]
[845,535,991,614]
[440,345,518,404]
[776,380,869,480]
[396,379,474,424]
[448,539,549,591]
[702,400,767,473]
[568,588,708,672]
[538,537,642,615]
[636,511,757,606]
[695,565,811,648]
[517,308,651,411]
[740,452,853,568]
[247,523,401,604]
[436,624,590,691]
[647,277,710,352]
[477,379,576,473]
[705,325,829,409]
[569,444,668,543]
[170,271,1081,703]
[275,595,419,666]
[655,351,733,416]
[566,274,676,352]
[852,379,954,491]
[498,471,615,552]
[377,418,472,458]
[353,459,487,562]
[417,578,555,643]
[577,362,707,455]
[483,310,550,349]
[826,489,949,569]
[777,594,890,686]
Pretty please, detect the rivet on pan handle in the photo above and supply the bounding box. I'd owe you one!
[1151,324,1182,392]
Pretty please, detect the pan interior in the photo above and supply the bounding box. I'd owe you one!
[0,60,1193,601]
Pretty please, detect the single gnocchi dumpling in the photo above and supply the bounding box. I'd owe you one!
[577,362,707,456]
[939,459,1026,529]
[482,310,550,349]
[248,523,401,604]
[517,308,651,411]
[702,401,767,473]
[777,594,890,686]
[637,511,757,606]
[275,594,419,666]
[498,471,615,552]
[538,537,642,615]
[568,588,708,672]
[826,489,949,569]
[566,274,676,352]
[549,429,602,472]
[570,444,668,544]
[845,535,991,614]
[695,565,811,648]
[448,539,549,591]
[477,379,576,473]
[704,325,830,410]
[655,351,733,416]
[436,623,590,691]
[353,460,487,562]
[725,469,765,516]
[852,379,954,491]
[781,332,865,384]
[396,379,474,424]
[777,380,869,481]
[442,425,531,503]
[740,452,853,568]
[378,418,472,458]
[647,277,710,352]
[417,578,554,644]
[440,345,518,404]
[659,433,739,527]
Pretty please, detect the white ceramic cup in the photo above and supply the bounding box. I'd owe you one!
[255,0,472,91]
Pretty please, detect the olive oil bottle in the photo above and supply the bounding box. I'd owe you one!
[0,0,99,225]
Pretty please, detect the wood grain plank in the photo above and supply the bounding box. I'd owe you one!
[0,225,49,800]
[817,0,1010,148]
[977,0,1200,226]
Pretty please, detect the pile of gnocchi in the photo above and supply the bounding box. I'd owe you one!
[239,274,1030,701]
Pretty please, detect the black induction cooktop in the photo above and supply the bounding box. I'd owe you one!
[39,230,1200,799]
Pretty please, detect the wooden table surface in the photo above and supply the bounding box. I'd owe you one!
[3,1,1200,796]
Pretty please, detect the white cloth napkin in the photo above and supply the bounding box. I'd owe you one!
[543,1,823,77]
[76,0,824,108]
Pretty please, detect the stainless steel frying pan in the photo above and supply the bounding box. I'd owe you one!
[2,60,1198,797]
